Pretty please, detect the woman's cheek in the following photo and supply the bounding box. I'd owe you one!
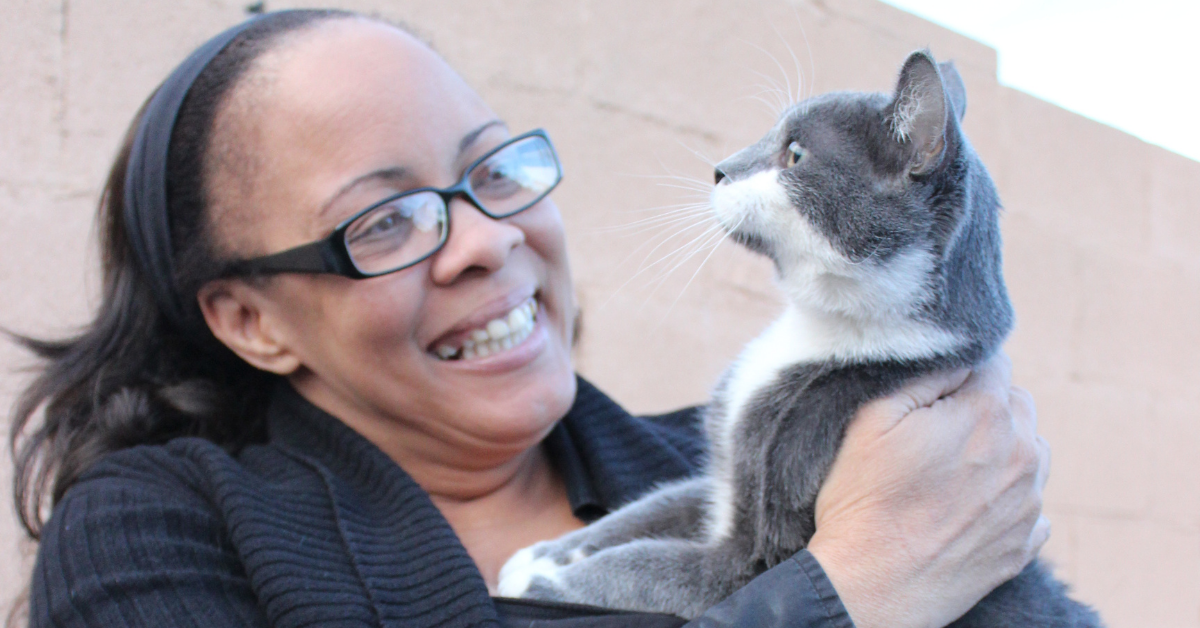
[520,201,574,341]
[342,275,427,365]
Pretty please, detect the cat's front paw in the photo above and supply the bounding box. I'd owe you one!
[497,545,569,599]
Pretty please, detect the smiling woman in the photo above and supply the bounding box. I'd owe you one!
[8,9,1050,628]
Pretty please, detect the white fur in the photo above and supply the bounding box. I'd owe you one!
[497,545,564,597]
[704,169,964,541]
[890,83,925,141]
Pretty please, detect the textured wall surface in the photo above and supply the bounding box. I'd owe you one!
[2,0,1197,625]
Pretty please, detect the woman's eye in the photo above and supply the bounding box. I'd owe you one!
[350,208,411,243]
[785,141,806,168]
[472,163,523,197]
[365,213,400,236]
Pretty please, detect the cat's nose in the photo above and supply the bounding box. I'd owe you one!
[714,167,727,185]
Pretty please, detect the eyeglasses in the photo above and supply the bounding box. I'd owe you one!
[228,129,563,279]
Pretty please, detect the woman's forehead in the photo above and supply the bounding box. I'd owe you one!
[233,20,497,221]
[257,19,492,144]
[210,18,501,253]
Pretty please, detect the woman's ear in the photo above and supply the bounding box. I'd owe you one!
[197,279,303,375]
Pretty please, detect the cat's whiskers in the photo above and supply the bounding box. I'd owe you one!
[622,170,716,197]
[600,200,717,273]
[636,229,727,315]
[639,221,726,280]
[743,40,797,111]
[747,70,793,115]
[647,216,745,328]
[788,5,818,106]
[603,207,715,239]
[593,168,721,293]
[742,89,790,118]
[740,15,817,117]
[675,139,720,169]
[609,219,714,285]
[767,23,806,106]
[598,214,722,310]
[652,181,712,194]
[626,198,713,213]
[596,203,713,233]
[647,157,720,192]
[597,124,732,319]
[645,222,727,286]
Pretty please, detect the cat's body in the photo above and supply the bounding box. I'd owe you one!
[498,51,1100,626]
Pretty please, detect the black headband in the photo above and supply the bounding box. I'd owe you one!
[123,17,262,333]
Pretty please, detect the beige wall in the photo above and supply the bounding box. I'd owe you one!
[2,0,1198,625]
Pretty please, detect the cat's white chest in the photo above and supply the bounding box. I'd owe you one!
[706,310,818,541]
[720,310,817,437]
[720,305,962,426]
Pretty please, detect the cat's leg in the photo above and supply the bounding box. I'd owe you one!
[506,536,746,620]
[498,476,712,595]
[947,560,1103,628]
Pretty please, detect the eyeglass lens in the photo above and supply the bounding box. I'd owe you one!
[469,138,560,218]
[343,134,559,276]
[344,191,447,275]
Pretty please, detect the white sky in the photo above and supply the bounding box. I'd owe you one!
[878,0,1200,163]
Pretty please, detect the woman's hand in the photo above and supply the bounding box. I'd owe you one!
[806,354,1050,628]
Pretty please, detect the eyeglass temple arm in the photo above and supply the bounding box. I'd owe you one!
[229,240,358,277]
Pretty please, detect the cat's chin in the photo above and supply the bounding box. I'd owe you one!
[728,229,773,258]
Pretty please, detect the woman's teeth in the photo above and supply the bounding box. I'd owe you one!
[435,299,538,361]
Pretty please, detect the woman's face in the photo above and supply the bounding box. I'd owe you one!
[206,19,577,464]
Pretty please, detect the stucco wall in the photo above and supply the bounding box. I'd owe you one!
[2,0,1197,625]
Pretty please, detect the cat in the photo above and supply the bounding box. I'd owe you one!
[497,50,1101,627]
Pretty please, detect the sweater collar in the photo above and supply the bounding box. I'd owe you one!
[265,375,697,519]
[258,376,698,627]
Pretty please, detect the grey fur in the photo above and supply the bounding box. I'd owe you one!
[499,50,1100,627]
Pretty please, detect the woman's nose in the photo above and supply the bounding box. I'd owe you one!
[429,197,525,284]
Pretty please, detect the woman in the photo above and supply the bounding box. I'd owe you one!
[9,10,1049,628]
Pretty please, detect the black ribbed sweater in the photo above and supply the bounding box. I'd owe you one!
[29,377,852,628]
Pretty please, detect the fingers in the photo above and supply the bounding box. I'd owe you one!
[868,367,971,429]
[931,354,1016,446]
[1034,434,1051,492]
[1030,515,1052,554]
[1009,385,1037,434]
[957,352,1013,400]
[1007,384,1049,492]
[912,367,973,405]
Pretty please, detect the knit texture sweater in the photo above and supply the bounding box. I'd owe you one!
[29,377,852,628]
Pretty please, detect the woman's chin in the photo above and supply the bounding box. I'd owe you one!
[456,370,578,444]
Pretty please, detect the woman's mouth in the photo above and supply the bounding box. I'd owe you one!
[432,297,538,361]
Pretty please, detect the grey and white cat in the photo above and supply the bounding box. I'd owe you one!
[498,50,1100,627]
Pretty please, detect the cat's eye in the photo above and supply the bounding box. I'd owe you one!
[785,141,806,168]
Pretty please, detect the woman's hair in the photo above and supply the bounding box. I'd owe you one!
[8,9,358,540]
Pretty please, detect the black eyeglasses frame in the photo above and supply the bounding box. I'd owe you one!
[225,128,562,280]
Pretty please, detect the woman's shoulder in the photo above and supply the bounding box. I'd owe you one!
[41,433,321,554]
[41,438,260,551]
[74,436,234,487]
[62,436,277,504]
[32,439,274,627]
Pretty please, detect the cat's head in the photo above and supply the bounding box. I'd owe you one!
[712,50,1001,327]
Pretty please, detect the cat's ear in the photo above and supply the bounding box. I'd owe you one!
[938,60,967,122]
[887,50,948,176]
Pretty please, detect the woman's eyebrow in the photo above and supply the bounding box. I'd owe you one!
[318,119,508,221]
[459,119,507,154]
[319,166,410,221]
